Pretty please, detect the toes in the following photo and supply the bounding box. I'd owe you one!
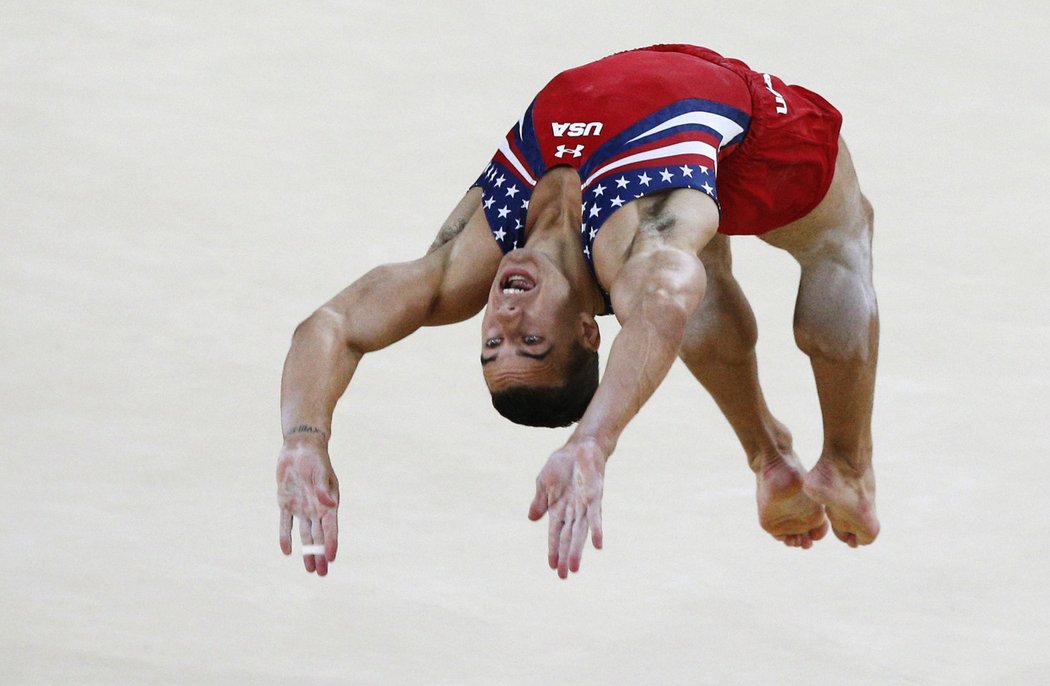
[776,532,821,548]
[810,519,829,542]
[832,527,861,548]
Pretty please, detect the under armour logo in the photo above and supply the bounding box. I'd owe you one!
[762,74,788,115]
[555,144,585,158]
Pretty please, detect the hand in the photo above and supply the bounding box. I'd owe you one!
[276,436,340,575]
[528,439,607,579]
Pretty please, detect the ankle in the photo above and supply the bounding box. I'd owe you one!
[745,421,795,473]
[816,447,872,479]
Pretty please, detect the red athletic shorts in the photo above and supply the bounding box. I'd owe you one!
[473,44,842,251]
[649,45,843,236]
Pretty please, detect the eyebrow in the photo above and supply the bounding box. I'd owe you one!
[480,345,555,366]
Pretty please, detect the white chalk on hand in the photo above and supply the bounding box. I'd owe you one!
[302,544,326,556]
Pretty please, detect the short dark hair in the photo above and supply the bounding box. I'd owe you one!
[490,342,599,427]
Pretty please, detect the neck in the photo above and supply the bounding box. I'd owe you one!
[523,167,604,315]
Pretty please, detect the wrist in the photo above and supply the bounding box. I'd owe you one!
[283,424,329,446]
[565,434,613,465]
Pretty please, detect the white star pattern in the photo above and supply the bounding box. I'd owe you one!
[475,163,537,257]
[475,149,722,290]
[470,97,747,319]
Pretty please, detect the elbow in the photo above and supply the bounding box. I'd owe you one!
[650,260,706,322]
[645,263,707,343]
[294,306,339,338]
[643,291,693,345]
[293,306,360,356]
[613,252,706,337]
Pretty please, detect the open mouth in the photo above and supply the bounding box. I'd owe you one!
[500,269,536,295]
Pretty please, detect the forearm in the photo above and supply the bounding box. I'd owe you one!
[572,249,707,456]
[570,293,696,455]
[279,262,442,442]
[280,308,360,443]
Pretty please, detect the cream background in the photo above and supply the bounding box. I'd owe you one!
[2,2,1048,684]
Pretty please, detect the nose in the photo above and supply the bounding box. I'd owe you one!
[494,301,520,324]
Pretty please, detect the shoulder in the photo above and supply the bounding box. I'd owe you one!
[593,188,718,289]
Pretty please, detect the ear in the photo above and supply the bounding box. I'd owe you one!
[578,313,601,352]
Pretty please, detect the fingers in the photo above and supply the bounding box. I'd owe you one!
[567,511,588,574]
[557,504,575,579]
[299,517,316,573]
[290,512,336,575]
[314,471,339,508]
[321,508,339,562]
[539,485,605,578]
[528,484,549,521]
[546,504,562,570]
[279,508,293,555]
[588,503,603,550]
[311,518,328,576]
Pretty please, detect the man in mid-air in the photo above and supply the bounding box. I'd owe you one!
[276,44,880,578]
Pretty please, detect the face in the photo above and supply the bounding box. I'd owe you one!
[480,249,582,392]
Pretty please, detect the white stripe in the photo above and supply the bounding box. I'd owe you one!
[627,111,744,146]
[498,137,536,186]
[582,141,717,188]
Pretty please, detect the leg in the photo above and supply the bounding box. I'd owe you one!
[679,234,828,548]
[759,140,879,547]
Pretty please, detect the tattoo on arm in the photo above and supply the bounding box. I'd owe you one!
[285,424,327,442]
[428,218,468,253]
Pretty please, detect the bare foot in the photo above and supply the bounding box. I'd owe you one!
[755,451,829,549]
[802,457,879,547]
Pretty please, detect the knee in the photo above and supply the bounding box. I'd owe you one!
[793,293,878,364]
[862,194,874,226]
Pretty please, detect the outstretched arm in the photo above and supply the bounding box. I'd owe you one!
[529,189,718,578]
[277,191,502,574]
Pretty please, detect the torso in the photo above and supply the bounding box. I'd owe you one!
[471,44,843,308]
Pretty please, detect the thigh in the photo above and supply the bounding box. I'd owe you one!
[681,233,760,358]
[758,138,873,268]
